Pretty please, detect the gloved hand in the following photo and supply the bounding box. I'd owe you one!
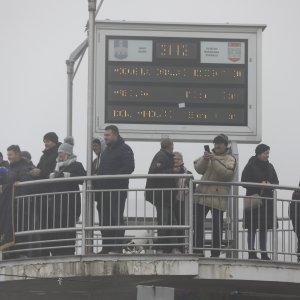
[54,171,64,178]
[0,167,8,175]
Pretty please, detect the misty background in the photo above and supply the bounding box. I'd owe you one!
[1,0,299,197]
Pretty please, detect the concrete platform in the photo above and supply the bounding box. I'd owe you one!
[1,255,300,299]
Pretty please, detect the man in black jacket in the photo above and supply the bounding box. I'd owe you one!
[4,145,33,258]
[30,132,60,180]
[145,138,182,254]
[96,125,135,254]
[29,132,61,256]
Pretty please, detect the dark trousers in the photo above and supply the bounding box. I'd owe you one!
[295,230,300,260]
[194,204,223,257]
[174,199,187,252]
[247,227,267,252]
[154,192,179,252]
[97,190,127,252]
[10,197,42,258]
[42,194,79,257]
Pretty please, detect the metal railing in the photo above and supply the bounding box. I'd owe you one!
[1,175,300,264]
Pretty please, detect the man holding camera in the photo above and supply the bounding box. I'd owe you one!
[193,134,236,257]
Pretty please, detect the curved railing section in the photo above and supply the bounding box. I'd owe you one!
[0,175,299,264]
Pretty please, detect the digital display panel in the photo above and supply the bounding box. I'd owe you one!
[105,37,248,126]
[95,21,264,142]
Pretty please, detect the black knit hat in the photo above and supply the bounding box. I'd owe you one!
[43,132,58,144]
[255,143,270,155]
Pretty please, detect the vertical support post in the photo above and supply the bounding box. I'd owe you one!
[66,60,74,137]
[85,0,97,254]
[273,189,278,260]
[230,141,239,258]
[81,180,87,255]
[188,177,194,254]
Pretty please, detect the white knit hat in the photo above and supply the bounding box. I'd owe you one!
[58,136,74,155]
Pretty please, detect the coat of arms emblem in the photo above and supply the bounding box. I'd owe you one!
[228,42,242,62]
[114,40,128,60]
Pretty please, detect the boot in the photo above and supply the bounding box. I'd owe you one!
[248,252,259,260]
[261,252,271,260]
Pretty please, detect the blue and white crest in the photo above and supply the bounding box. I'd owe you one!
[114,40,128,60]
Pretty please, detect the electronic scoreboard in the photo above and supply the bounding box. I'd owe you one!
[95,21,265,142]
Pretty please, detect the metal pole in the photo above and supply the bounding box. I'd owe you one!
[188,178,194,254]
[230,141,239,258]
[66,60,74,136]
[65,39,88,137]
[85,0,97,254]
[81,180,87,255]
[273,189,278,260]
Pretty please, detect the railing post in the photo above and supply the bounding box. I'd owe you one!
[81,180,87,255]
[230,141,239,258]
[273,189,278,260]
[85,0,97,255]
[188,178,194,254]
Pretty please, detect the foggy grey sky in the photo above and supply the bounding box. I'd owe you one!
[1,0,300,192]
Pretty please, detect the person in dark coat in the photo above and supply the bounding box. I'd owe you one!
[95,125,135,254]
[21,151,35,169]
[289,183,300,263]
[241,144,279,260]
[4,145,33,258]
[30,132,60,180]
[47,136,86,256]
[92,137,105,175]
[145,138,182,254]
[173,151,193,252]
[29,132,60,255]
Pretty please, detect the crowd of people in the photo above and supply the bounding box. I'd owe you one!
[0,126,300,262]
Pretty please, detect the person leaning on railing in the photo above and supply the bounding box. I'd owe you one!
[241,144,279,260]
[94,125,135,255]
[145,138,182,254]
[193,134,237,258]
[289,182,300,263]
[1,145,34,259]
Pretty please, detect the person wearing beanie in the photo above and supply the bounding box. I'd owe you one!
[29,132,61,256]
[241,143,279,260]
[193,133,236,258]
[30,131,60,180]
[43,132,59,144]
[47,136,86,256]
